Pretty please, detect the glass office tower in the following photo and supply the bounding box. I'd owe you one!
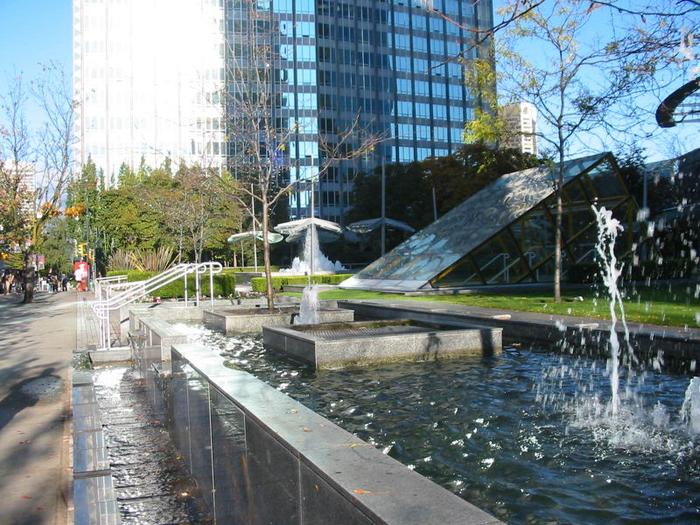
[73,0,227,183]
[74,0,493,209]
[224,0,493,222]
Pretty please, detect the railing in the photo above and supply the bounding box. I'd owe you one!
[462,251,540,285]
[461,253,509,285]
[94,274,129,303]
[575,247,596,264]
[92,262,223,350]
[486,251,542,284]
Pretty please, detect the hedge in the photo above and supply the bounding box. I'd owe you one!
[251,273,353,293]
[106,269,236,299]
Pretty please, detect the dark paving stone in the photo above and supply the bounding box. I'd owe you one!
[73,385,97,405]
[74,476,120,525]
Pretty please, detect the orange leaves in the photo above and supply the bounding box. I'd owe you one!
[64,203,86,218]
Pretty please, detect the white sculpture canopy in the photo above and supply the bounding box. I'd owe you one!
[227,231,284,244]
[274,217,343,243]
[346,217,416,234]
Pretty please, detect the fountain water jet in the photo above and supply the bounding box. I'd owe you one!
[593,206,634,416]
[281,224,345,274]
[681,377,700,435]
[295,285,320,325]
[535,206,699,453]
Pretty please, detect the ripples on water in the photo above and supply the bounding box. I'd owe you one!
[179,324,700,524]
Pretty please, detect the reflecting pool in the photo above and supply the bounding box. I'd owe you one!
[181,325,699,524]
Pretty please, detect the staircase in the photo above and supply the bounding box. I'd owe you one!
[92,262,223,350]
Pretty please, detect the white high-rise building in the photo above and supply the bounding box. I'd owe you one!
[73,0,226,183]
[502,102,537,155]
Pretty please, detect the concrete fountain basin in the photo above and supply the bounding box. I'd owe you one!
[202,304,354,334]
[262,319,502,369]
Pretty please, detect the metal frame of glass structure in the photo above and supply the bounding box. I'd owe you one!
[341,152,638,292]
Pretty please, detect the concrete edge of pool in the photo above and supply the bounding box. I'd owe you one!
[165,342,503,525]
[262,319,503,369]
[340,300,700,367]
[124,306,505,524]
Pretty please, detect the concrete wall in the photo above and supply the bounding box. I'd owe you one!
[263,322,502,369]
[340,300,700,370]
[166,343,502,525]
[203,306,353,335]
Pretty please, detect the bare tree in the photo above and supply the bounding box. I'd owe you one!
[423,0,698,63]
[0,73,33,259]
[0,64,75,303]
[463,0,697,301]
[223,0,382,310]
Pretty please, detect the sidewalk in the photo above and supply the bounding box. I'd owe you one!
[0,291,77,525]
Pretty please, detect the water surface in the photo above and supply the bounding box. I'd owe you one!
[184,325,699,524]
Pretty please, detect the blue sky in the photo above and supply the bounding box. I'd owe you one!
[0,0,695,162]
[0,0,72,85]
[0,0,72,126]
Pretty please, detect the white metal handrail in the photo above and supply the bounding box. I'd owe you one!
[94,275,128,303]
[92,261,223,350]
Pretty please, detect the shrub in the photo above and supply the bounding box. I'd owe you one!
[107,269,236,299]
[250,273,353,293]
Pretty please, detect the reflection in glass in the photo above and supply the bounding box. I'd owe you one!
[347,153,637,289]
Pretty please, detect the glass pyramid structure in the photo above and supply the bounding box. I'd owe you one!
[340,152,637,292]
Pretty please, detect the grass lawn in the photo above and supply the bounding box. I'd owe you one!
[282,283,700,328]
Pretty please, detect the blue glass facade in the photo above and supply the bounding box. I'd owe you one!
[225,0,493,222]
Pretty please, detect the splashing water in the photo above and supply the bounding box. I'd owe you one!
[593,206,633,416]
[681,377,700,435]
[295,285,320,325]
[281,225,345,274]
[536,206,699,453]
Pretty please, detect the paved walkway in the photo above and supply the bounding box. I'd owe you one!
[76,292,100,351]
[0,291,77,525]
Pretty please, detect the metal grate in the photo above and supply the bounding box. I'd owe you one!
[310,325,431,340]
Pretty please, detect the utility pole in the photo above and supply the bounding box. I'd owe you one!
[251,184,258,272]
[310,177,315,276]
[381,162,386,256]
[432,186,438,222]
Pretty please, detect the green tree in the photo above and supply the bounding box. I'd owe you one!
[96,186,165,252]
[39,216,74,274]
[346,144,542,258]
[65,157,101,264]
[468,1,649,301]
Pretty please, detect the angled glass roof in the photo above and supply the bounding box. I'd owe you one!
[341,153,616,291]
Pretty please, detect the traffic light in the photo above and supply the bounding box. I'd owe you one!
[78,243,87,257]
